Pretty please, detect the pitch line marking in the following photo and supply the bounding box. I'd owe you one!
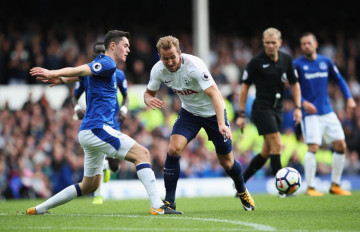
[0,213,275,231]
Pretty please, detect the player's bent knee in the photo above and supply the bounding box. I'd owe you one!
[333,140,346,153]
[168,146,183,156]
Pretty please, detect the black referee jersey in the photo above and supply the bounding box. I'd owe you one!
[241,50,298,109]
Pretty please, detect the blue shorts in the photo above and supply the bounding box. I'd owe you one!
[171,108,232,155]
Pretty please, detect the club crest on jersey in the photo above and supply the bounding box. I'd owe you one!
[201,72,210,81]
[92,62,102,72]
[319,62,327,70]
[184,77,189,86]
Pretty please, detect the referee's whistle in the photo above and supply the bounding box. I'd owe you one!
[273,93,281,108]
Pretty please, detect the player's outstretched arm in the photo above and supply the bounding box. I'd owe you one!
[37,76,80,87]
[30,64,91,80]
[144,88,164,110]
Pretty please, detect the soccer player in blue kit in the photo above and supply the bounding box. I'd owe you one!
[293,32,356,196]
[27,30,182,215]
[72,42,129,204]
[144,36,255,211]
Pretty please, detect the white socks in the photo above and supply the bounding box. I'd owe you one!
[36,184,80,214]
[304,151,317,188]
[331,152,345,184]
[136,164,163,209]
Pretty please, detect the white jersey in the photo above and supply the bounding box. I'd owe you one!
[147,53,220,117]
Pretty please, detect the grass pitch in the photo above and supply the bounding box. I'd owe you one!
[1,192,359,232]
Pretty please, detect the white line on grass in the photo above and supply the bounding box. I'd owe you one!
[0,213,275,231]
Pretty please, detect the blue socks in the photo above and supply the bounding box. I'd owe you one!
[164,154,180,204]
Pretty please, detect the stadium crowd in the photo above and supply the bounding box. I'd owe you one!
[1,22,360,199]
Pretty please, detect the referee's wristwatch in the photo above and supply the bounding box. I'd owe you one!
[295,106,302,110]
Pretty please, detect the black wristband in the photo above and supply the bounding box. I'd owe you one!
[295,106,301,109]
[238,110,245,117]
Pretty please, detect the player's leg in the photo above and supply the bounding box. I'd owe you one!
[301,115,324,196]
[27,175,102,215]
[106,157,120,172]
[93,156,109,204]
[104,125,182,214]
[242,141,270,182]
[329,139,350,195]
[204,110,254,211]
[217,152,255,211]
[264,132,282,175]
[304,144,323,196]
[163,134,188,208]
[243,108,279,182]
[323,112,351,195]
[164,108,201,208]
[27,129,105,215]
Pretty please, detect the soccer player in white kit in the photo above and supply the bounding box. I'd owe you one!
[144,36,255,211]
[27,30,182,215]
[293,32,356,196]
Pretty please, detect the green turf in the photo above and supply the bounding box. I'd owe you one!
[1,192,360,232]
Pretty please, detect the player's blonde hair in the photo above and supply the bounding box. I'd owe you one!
[262,27,282,40]
[156,36,180,53]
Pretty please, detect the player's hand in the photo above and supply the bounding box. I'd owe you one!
[76,109,85,120]
[30,67,57,79]
[219,124,232,141]
[36,76,63,87]
[303,101,317,114]
[118,112,126,123]
[145,96,164,110]
[346,98,356,114]
[235,117,245,133]
[293,108,302,125]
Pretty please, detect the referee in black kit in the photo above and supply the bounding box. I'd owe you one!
[235,27,302,197]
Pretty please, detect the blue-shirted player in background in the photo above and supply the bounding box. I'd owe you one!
[72,42,129,204]
[28,30,182,215]
[293,32,356,196]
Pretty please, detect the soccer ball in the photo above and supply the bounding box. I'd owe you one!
[274,167,301,194]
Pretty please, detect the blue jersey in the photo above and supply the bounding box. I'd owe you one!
[293,54,351,116]
[79,54,117,130]
[75,58,128,131]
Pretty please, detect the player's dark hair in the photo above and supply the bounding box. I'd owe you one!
[93,42,105,58]
[301,32,317,43]
[104,30,130,50]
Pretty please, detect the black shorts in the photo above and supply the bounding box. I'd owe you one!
[251,105,283,135]
[171,108,232,154]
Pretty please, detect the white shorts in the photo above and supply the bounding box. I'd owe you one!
[78,125,136,177]
[300,112,345,145]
